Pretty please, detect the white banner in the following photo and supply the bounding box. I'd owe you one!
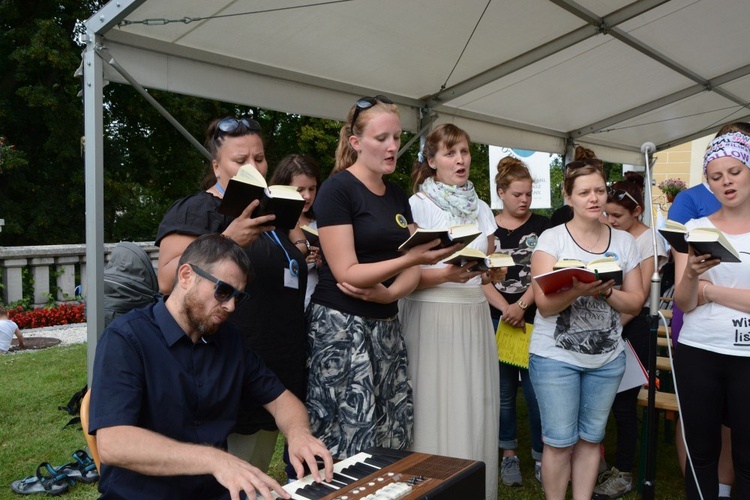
[488,146,556,210]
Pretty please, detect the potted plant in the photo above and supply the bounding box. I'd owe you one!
[658,178,687,202]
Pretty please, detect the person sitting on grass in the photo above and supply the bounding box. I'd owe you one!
[0,305,25,353]
[89,234,333,500]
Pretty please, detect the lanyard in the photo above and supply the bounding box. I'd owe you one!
[265,230,300,277]
[214,182,225,195]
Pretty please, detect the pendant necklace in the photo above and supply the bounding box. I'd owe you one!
[570,223,602,252]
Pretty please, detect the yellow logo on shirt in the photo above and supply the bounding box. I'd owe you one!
[395,214,408,228]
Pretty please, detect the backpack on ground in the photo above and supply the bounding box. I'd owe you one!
[103,242,160,328]
[58,384,87,428]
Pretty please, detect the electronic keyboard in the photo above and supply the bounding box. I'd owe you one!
[279,447,484,500]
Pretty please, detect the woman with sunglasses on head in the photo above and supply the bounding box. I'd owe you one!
[528,160,644,500]
[156,117,311,476]
[270,154,322,309]
[483,155,550,487]
[592,177,667,499]
[673,132,750,500]
[398,124,502,500]
[306,96,458,460]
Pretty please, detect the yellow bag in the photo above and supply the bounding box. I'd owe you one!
[495,321,533,369]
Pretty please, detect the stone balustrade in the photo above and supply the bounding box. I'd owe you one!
[0,242,158,306]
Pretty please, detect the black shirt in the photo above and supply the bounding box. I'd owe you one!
[311,171,413,319]
[489,213,551,323]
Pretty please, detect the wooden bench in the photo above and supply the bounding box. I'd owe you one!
[656,356,672,372]
[657,337,672,348]
[637,389,678,413]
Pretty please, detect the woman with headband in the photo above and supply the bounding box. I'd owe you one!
[673,131,750,499]
[156,116,310,477]
[306,96,457,460]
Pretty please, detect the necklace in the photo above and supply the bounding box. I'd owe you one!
[568,223,603,252]
[498,212,530,236]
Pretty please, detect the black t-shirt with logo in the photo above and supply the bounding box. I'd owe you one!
[311,170,413,319]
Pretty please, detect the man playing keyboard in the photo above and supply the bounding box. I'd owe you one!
[89,234,333,499]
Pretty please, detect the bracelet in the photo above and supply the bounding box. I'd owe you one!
[517,299,528,310]
[294,239,311,252]
[601,288,613,300]
[702,283,711,303]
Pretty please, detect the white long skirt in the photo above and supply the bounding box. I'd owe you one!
[400,286,499,500]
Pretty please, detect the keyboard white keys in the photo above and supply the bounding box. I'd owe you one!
[278,452,375,499]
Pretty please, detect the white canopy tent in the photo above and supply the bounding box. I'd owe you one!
[81,0,750,371]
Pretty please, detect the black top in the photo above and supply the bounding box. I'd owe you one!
[550,204,573,227]
[311,171,413,319]
[156,191,307,434]
[489,213,551,323]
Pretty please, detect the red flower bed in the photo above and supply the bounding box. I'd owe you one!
[8,303,86,330]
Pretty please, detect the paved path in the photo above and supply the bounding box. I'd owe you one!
[20,323,87,347]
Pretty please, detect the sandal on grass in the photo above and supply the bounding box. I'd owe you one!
[10,463,72,496]
[55,450,99,484]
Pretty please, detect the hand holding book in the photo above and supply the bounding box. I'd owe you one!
[658,220,741,262]
[218,163,305,229]
[533,257,622,295]
[221,199,275,247]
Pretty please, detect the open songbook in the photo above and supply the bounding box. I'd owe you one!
[442,248,516,271]
[218,163,305,229]
[658,220,741,262]
[398,224,481,251]
[534,256,623,294]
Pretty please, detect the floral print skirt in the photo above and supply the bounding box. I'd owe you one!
[306,303,413,459]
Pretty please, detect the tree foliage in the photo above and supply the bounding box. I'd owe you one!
[0,3,579,246]
[0,1,98,245]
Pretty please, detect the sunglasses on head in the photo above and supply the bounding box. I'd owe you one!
[189,264,249,306]
[608,188,641,207]
[350,95,393,130]
[214,116,262,138]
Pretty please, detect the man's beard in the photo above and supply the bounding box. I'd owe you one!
[183,290,224,337]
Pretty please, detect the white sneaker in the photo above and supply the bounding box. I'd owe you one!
[593,467,633,499]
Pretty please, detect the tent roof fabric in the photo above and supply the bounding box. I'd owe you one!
[89,0,750,164]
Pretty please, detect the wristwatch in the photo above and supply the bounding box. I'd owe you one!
[517,299,528,310]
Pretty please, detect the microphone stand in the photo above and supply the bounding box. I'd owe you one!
[640,141,660,500]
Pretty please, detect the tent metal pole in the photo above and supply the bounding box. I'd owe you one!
[95,46,211,161]
[397,111,436,159]
[82,33,106,385]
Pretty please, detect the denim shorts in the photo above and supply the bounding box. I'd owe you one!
[529,351,625,448]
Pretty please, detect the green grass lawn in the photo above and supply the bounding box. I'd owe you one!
[0,343,686,499]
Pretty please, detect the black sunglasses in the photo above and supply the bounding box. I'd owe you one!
[608,188,640,207]
[214,116,262,138]
[189,264,249,306]
[350,95,393,130]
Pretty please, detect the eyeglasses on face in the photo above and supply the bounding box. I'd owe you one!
[189,264,249,306]
[214,115,262,138]
[608,188,641,207]
[350,95,393,130]
[565,159,604,172]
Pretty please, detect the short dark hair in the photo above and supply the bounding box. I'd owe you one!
[178,234,252,283]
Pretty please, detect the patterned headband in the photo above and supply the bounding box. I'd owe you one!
[703,131,750,177]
